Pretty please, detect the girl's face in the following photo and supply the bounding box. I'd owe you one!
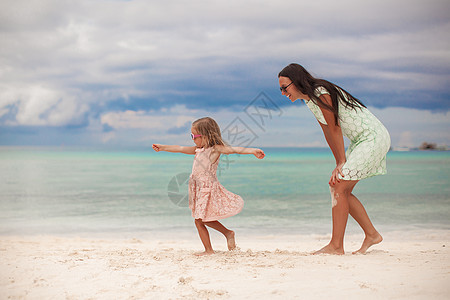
[191,126,204,148]
[279,76,310,102]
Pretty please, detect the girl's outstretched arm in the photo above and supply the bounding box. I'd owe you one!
[152,144,196,155]
[214,145,265,159]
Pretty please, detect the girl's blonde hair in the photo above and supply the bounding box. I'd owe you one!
[192,117,227,147]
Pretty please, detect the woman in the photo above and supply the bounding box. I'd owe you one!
[278,63,390,255]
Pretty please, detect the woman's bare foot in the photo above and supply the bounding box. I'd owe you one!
[353,232,383,254]
[194,250,215,256]
[313,244,345,255]
[226,230,236,250]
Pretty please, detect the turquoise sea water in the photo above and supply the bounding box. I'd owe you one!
[0,147,449,237]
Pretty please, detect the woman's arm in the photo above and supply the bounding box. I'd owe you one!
[214,145,265,159]
[318,121,346,165]
[317,94,346,185]
[152,144,197,155]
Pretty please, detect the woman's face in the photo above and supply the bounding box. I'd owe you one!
[191,126,204,148]
[278,76,310,102]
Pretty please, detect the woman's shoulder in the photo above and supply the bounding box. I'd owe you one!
[313,86,330,97]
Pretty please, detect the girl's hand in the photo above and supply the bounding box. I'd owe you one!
[254,149,265,159]
[329,162,345,186]
[152,144,162,152]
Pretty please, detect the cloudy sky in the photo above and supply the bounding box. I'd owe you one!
[1,0,449,148]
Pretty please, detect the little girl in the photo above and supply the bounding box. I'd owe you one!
[152,117,265,255]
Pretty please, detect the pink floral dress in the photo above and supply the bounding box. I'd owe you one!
[188,147,244,221]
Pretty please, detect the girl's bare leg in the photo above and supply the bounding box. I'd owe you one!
[204,220,236,250]
[194,219,214,255]
[348,193,383,254]
[314,180,357,255]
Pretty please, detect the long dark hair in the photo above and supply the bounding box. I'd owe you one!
[278,63,366,125]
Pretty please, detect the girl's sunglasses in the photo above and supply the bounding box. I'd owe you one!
[191,133,202,139]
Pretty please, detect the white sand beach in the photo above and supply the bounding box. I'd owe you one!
[1,230,449,299]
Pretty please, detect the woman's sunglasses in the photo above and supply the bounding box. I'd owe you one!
[191,133,202,139]
[280,81,293,93]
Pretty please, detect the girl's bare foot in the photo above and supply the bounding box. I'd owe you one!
[226,230,236,250]
[195,250,214,256]
[353,232,383,254]
[313,244,345,255]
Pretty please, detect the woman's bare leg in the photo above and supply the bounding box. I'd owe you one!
[204,220,236,250]
[348,193,383,254]
[314,180,357,255]
[194,219,214,255]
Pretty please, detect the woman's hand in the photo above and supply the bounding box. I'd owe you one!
[329,162,345,186]
[253,148,265,159]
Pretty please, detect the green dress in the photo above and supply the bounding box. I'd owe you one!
[305,86,391,180]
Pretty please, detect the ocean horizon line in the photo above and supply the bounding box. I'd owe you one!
[0,145,331,151]
[0,145,448,153]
